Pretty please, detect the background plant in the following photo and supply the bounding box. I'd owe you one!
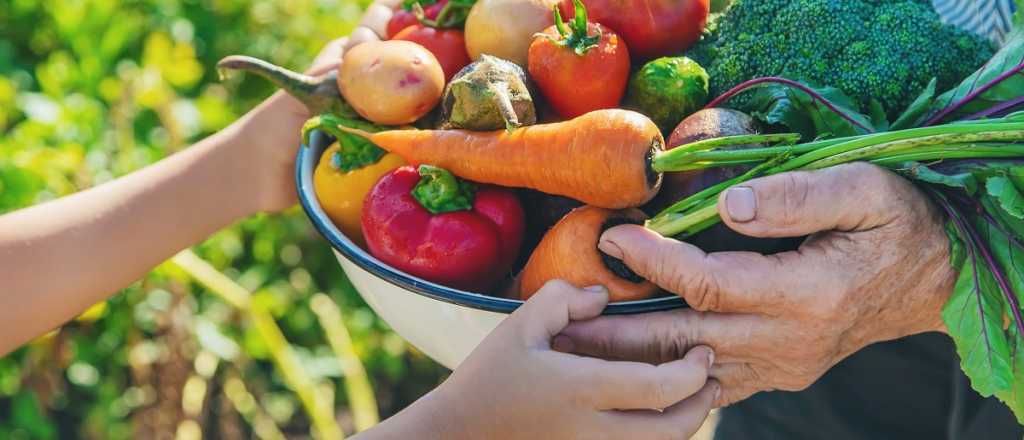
[0,1,449,438]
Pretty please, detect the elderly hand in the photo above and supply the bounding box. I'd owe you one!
[556,163,958,406]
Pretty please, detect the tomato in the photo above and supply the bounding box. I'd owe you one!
[527,11,630,118]
[385,1,448,39]
[558,0,710,60]
[393,25,471,82]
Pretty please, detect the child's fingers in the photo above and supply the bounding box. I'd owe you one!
[575,346,713,410]
[307,38,348,75]
[360,2,395,37]
[598,380,718,440]
[344,27,382,52]
[653,380,719,438]
[511,281,608,347]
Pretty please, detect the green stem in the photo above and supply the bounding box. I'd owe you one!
[171,250,345,440]
[772,123,1024,172]
[651,154,792,222]
[800,131,1024,170]
[647,203,720,237]
[552,0,600,55]
[303,114,386,172]
[870,145,1024,166]
[412,165,476,214]
[217,55,356,118]
[651,133,802,172]
[310,294,380,433]
[648,119,1024,238]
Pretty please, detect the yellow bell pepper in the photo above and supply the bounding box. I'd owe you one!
[314,142,405,247]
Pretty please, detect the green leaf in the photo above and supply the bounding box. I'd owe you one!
[988,176,1024,220]
[12,391,56,439]
[895,162,978,193]
[891,78,937,130]
[868,99,890,132]
[925,28,1024,122]
[943,221,1015,396]
[996,324,1024,424]
[745,80,876,140]
[974,202,1024,421]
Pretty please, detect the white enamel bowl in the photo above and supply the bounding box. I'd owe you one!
[297,131,686,369]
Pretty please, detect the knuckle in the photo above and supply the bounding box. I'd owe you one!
[646,318,690,362]
[682,269,721,312]
[648,377,674,409]
[780,173,812,225]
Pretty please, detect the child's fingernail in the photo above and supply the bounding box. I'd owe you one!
[552,335,574,353]
[597,240,624,259]
[714,382,722,401]
[707,349,715,368]
[724,187,757,223]
[584,285,607,294]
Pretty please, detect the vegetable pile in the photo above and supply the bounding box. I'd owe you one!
[218,0,1024,422]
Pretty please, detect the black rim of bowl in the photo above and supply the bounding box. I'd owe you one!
[296,130,688,315]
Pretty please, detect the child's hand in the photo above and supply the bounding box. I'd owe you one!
[233,2,397,213]
[419,281,718,440]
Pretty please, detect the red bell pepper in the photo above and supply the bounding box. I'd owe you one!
[362,165,525,292]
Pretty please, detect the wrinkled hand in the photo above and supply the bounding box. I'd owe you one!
[235,1,398,213]
[558,163,957,406]
[420,281,719,440]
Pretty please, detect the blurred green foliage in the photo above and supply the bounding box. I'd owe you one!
[0,1,449,438]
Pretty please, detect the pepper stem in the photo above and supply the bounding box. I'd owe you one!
[551,0,600,56]
[303,114,387,172]
[412,165,476,214]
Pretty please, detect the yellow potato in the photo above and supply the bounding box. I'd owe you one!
[465,0,561,67]
[339,40,446,125]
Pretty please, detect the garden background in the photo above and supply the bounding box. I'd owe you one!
[0,1,452,438]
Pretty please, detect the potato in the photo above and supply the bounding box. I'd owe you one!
[465,0,561,67]
[339,40,446,125]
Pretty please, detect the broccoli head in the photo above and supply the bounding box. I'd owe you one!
[688,0,996,116]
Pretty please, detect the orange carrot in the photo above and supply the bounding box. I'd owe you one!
[520,206,659,302]
[338,109,664,209]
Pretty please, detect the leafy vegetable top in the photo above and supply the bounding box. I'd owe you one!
[688,0,996,117]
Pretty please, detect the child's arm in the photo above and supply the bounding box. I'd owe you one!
[0,38,358,355]
[355,282,719,440]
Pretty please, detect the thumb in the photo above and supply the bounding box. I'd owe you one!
[717,162,908,238]
[511,280,609,348]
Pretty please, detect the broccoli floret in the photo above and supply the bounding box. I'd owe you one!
[688,0,996,116]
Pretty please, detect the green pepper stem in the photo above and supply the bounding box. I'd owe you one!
[412,165,476,215]
[303,114,387,172]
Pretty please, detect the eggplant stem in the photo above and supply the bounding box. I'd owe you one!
[217,55,355,117]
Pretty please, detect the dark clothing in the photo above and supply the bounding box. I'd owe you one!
[714,333,1024,439]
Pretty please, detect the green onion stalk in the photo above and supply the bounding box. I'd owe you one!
[646,113,1024,239]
